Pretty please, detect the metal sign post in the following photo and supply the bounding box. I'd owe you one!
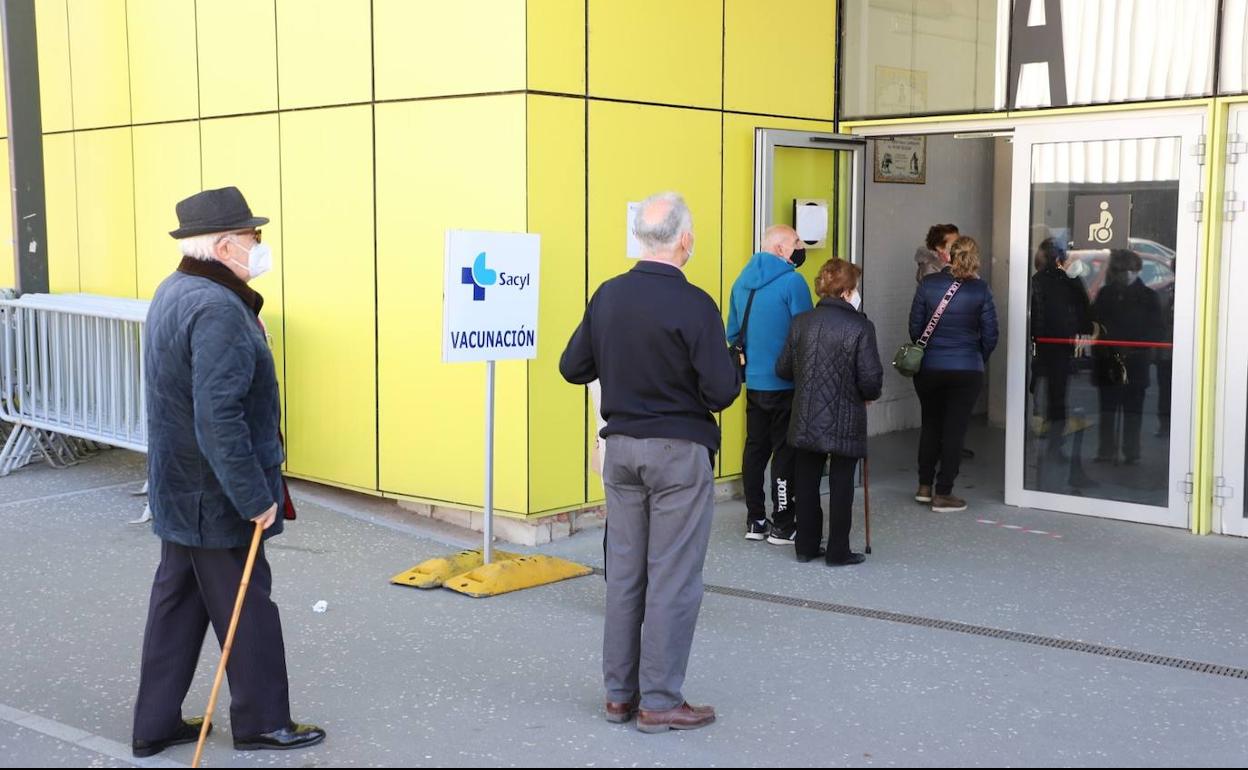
[483,359,495,564]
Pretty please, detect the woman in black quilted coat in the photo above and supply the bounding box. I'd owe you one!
[775,259,883,565]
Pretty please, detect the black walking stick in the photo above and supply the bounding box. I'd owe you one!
[863,456,872,555]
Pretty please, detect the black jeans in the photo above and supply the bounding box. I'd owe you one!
[914,370,984,496]
[742,389,796,530]
[794,451,858,560]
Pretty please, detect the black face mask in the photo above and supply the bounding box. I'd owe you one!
[790,248,807,268]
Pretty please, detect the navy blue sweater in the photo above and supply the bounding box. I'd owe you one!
[560,261,742,451]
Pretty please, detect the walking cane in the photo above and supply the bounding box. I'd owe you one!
[863,457,873,555]
[192,521,264,768]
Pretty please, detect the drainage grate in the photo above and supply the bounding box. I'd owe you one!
[589,568,1248,681]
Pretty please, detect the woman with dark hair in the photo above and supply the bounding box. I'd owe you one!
[908,236,999,513]
[1092,249,1161,465]
[776,259,883,565]
[915,223,959,283]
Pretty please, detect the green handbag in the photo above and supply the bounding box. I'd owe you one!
[893,281,961,378]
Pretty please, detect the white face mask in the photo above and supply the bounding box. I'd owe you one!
[228,238,272,281]
[847,290,862,310]
[1063,259,1086,280]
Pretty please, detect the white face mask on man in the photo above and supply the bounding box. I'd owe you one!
[226,236,272,281]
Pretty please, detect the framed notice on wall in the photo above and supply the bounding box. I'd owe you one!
[873,136,926,185]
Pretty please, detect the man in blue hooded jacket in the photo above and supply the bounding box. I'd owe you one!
[725,225,814,544]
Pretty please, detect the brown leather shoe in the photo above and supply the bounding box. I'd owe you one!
[605,696,640,724]
[915,484,933,503]
[636,702,716,734]
[931,494,968,513]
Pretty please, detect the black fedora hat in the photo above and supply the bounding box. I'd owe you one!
[169,186,269,239]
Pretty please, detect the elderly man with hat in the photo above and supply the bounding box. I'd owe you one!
[131,187,325,757]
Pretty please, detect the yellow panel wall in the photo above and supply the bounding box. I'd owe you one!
[133,123,200,298]
[724,0,836,120]
[197,0,278,117]
[43,134,79,293]
[276,0,371,110]
[280,106,376,489]
[67,0,130,129]
[375,95,529,512]
[0,141,11,288]
[35,0,74,133]
[587,101,723,496]
[528,95,586,513]
[0,32,7,133]
[74,128,135,297]
[374,0,525,101]
[588,0,722,109]
[719,113,835,476]
[528,0,586,95]
[126,0,199,124]
[201,115,287,436]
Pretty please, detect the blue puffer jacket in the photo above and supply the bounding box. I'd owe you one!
[909,269,999,372]
[145,270,285,549]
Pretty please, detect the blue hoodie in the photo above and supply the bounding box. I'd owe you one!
[726,252,814,391]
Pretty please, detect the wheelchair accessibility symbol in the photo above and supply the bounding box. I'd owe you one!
[1089,201,1114,244]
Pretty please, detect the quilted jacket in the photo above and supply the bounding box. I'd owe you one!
[775,297,884,458]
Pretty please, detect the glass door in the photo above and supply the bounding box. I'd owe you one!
[1006,112,1206,527]
[1216,105,1248,535]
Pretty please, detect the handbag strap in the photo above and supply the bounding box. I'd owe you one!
[917,281,962,349]
[738,289,758,346]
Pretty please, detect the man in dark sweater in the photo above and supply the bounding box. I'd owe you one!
[560,191,740,734]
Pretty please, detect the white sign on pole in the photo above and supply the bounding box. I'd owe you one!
[626,201,643,258]
[443,230,541,363]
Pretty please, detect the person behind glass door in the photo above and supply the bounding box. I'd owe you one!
[775,259,882,565]
[1029,238,1092,463]
[908,236,999,513]
[1092,249,1161,466]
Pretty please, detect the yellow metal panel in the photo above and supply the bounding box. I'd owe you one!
[587,101,722,495]
[67,0,130,129]
[0,142,11,288]
[201,115,287,437]
[126,0,198,124]
[276,0,371,110]
[588,0,722,109]
[527,0,585,95]
[375,95,528,512]
[374,0,525,101]
[528,95,587,512]
[0,32,7,134]
[720,112,836,476]
[280,106,376,490]
[74,128,135,297]
[43,134,79,293]
[133,123,200,299]
[35,0,74,133]
[196,0,278,117]
[724,0,835,120]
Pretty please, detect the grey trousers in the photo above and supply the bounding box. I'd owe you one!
[602,435,716,712]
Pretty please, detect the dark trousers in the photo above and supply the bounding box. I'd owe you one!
[133,540,291,741]
[1098,383,1147,461]
[914,370,984,496]
[794,451,858,560]
[742,389,796,530]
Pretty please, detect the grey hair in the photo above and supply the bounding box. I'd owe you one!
[632,192,693,254]
[178,233,225,261]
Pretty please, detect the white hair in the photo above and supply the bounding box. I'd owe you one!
[632,192,692,254]
[178,233,225,261]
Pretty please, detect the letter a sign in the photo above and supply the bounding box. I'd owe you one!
[443,230,541,363]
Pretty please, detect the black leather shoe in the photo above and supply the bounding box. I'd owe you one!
[826,552,867,566]
[132,717,210,758]
[233,722,326,751]
[795,548,826,563]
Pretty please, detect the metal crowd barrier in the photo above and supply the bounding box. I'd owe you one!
[0,293,150,476]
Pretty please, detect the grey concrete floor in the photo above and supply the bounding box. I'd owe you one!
[2,432,1248,768]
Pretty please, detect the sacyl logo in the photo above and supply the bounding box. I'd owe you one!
[461,251,532,302]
